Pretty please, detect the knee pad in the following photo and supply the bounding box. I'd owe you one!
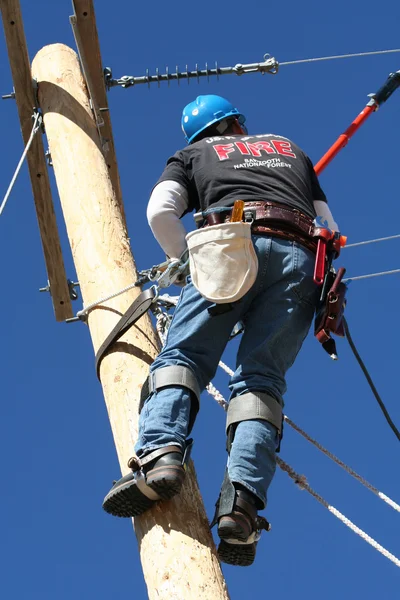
[139,365,201,433]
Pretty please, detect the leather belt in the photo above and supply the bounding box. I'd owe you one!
[251,223,317,253]
[202,200,317,253]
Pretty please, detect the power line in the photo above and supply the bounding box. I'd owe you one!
[344,268,400,282]
[107,48,400,89]
[280,48,400,67]
[346,234,400,248]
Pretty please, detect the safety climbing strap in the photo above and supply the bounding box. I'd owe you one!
[95,286,157,378]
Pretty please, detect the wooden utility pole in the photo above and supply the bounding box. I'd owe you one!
[32,44,229,600]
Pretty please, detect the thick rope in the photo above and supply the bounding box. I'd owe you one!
[206,382,229,410]
[218,361,234,377]
[280,49,400,67]
[0,112,42,217]
[276,457,400,568]
[284,416,400,513]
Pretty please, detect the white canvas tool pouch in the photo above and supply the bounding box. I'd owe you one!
[186,221,258,304]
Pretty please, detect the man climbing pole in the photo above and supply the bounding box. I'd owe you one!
[102,95,339,566]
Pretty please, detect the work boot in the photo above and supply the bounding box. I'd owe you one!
[217,487,270,567]
[102,444,187,518]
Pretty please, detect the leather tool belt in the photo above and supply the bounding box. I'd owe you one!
[202,200,318,254]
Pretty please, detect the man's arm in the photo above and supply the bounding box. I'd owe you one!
[306,155,339,231]
[147,180,190,259]
[313,200,339,232]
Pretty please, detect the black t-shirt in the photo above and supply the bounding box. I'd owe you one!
[156,133,327,220]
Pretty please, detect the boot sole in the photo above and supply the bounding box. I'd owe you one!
[102,478,154,518]
[218,520,256,567]
[217,539,256,567]
[103,467,185,518]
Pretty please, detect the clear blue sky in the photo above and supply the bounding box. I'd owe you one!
[1,1,399,598]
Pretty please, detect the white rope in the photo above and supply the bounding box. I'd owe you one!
[343,268,400,282]
[218,360,234,377]
[284,416,400,513]
[345,234,400,248]
[0,112,42,217]
[280,48,400,67]
[76,281,138,318]
[206,382,229,410]
[155,313,167,345]
[276,457,400,568]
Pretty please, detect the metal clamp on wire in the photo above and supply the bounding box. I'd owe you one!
[136,251,190,289]
[155,252,190,288]
[233,54,279,76]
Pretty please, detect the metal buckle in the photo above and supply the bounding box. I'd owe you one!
[244,209,256,223]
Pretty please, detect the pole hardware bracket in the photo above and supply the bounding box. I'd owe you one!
[2,87,15,100]
[31,108,45,134]
[45,149,53,166]
[40,279,80,301]
[103,67,113,91]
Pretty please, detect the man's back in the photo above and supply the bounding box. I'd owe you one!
[157,133,326,218]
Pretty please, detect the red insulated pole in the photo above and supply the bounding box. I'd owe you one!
[314,70,400,176]
[314,103,376,175]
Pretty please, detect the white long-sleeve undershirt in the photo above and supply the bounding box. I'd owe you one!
[147,180,339,259]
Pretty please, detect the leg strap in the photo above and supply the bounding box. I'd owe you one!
[226,391,282,435]
[139,365,201,433]
[210,468,237,528]
[148,365,201,402]
[127,440,194,502]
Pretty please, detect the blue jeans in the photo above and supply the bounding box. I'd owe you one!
[136,236,318,507]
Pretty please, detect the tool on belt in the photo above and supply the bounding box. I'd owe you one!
[312,225,348,359]
[314,266,348,360]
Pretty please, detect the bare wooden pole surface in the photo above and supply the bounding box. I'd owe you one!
[0,0,73,321]
[70,0,126,226]
[32,43,230,600]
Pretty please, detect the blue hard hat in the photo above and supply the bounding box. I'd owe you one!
[181,95,246,143]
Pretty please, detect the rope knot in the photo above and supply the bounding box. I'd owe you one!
[295,474,308,490]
